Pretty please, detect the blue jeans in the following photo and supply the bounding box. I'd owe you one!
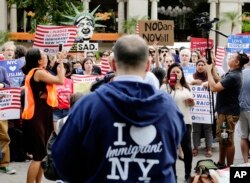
[53,109,69,122]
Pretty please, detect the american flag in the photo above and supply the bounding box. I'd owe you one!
[34,25,77,53]
[135,23,139,35]
[101,58,110,75]
[215,46,225,67]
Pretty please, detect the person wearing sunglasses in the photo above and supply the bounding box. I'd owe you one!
[159,46,169,65]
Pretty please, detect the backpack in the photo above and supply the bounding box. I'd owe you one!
[41,131,60,181]
[189,159,218,183]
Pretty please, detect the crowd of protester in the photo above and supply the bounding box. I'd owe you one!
[0,37,250,183]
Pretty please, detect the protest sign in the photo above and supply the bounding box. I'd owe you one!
[182,63,196,77]
[77,42,98,51]
[190,85,215,124]
[34,25,77,54]
[190,37,214,56]
[0,58,25,87]
[71,74,102,94]
[0,88,21,120]
[138,20,174,45]
[227,35,250,54]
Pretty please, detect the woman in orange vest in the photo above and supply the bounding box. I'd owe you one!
[21,48,65,183]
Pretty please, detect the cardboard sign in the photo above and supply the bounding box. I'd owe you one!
[138,20,174,45]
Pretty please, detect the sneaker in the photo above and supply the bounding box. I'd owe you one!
[0,166,16,174]
[216,162,226,169]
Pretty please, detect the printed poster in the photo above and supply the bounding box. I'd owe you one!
[0,88,21,120]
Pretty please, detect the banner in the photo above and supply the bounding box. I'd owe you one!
[0,88,21,120]
[190,37,214,56]
[190,85,214,124]
[227,35,250,54]
[138,20,174,45]
[34,25,77,55]
[71,74,102,94]
[0,58,25,87]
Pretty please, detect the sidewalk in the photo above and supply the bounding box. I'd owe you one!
[0,134,244,183]
[0,141,219,183]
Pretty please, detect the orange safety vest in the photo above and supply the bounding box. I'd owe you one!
[22,68,58,120]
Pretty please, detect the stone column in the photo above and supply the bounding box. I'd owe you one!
[117,0,126,33]
[127,0,148,19]
[10,4,17,32]
[0,0,8,31]
[150,0,159,20]
[208,0,218,46]
[82,0,91,13]
[237,0,244,34]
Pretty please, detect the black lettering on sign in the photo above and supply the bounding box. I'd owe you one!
[144,22,173,31]
[142,34,168,43]
[138,20,174,46]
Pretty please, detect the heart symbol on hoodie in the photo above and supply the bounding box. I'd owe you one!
[130,125,156,146]
[9,66,16,71]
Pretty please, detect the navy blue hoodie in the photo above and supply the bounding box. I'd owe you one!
[52,81,185,183]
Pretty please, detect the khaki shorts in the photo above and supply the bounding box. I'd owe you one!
[216,114,239,146]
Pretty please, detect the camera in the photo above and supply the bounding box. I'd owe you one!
[90,72,115,91]
[194,12,219,32]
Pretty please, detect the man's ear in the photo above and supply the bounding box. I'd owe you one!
[145,59,150,72]
[111,59,116,71]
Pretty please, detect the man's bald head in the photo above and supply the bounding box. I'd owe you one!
[113,35,148,69]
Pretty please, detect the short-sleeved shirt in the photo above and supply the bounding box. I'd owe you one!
[216,69,242,115]
[239,67,250,111]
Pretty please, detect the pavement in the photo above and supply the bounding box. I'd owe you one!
[0,132,245,183]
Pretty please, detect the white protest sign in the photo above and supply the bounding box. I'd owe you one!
[190,85,214,124]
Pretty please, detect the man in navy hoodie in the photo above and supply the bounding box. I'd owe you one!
[52,35,186,183]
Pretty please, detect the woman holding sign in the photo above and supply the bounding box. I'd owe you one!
[187,59,213,157]
[21,48,65,183]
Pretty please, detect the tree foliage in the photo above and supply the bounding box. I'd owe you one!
[242,12,250,33]
[123,16,148,34]
[0,31,9,46]
[7,0,83,26]
[218,11,242,34]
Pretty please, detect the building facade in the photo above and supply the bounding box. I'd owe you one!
[0,0,249,46]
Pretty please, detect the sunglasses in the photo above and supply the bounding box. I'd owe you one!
[87,55,95,58]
